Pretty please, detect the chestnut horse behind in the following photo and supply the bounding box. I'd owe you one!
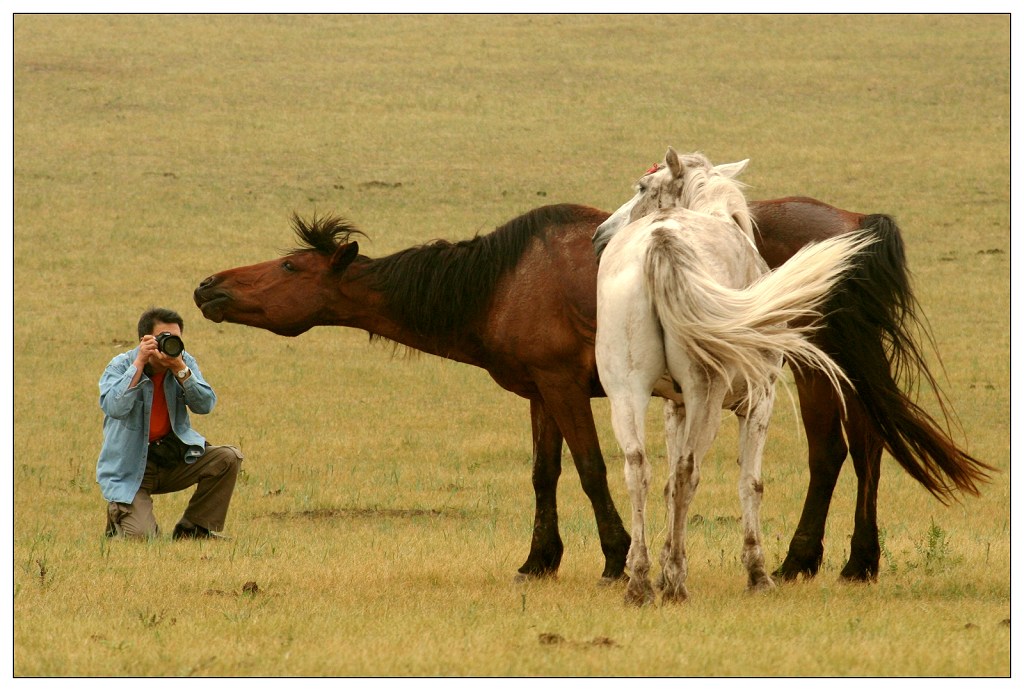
[194,199,990,584]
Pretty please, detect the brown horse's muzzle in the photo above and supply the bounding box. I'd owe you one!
[194,275,229,322]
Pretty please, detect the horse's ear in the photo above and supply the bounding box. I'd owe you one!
[665,147,683,178]
[331,241,359,273]
[716,159,749,179]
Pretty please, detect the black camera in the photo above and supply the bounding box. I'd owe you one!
[155,332,184,358]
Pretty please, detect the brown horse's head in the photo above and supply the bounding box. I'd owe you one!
[194,215,363,337]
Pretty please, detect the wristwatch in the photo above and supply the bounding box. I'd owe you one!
[176,367,191,380]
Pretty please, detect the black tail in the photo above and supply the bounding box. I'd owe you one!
[821,214,994,502]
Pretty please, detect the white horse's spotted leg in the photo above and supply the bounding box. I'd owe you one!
[657,399,685,592]
[737,390,777,592]
[597,274,663,606]
[660,450,697,603]
[661,373,726,603]
[624,456,655,605]
[606,390,656,606]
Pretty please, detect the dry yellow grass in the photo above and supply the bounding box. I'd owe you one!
[13,14,1009,676]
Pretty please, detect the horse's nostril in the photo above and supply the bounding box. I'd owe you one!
[199,275,216,288]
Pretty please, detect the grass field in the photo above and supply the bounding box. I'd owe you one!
[11,14,1010,677]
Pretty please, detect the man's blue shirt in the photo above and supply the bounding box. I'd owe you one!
[96,346,216,503]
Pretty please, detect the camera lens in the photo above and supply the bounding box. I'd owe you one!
[156,332,184,358]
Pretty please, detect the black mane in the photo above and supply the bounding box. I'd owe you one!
[291,204,601,338]
[291,213,366,255]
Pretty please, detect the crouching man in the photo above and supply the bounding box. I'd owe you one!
[97,307,243,540]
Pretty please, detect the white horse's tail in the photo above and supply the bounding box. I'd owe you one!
[643,228,877,400]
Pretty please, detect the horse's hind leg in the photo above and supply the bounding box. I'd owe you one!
[606,385,656,605]
[657,398,686,592]
[661,374,727,603]
[737,391,777,592]
[840,401,882,581]
[775,370,848,581]
[596,287,664,600]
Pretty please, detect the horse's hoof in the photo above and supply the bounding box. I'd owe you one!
[774,549,823,581]
[624,579,656,607]
[839,561,879,583]
[661,584,689,604]
[598,574,627,588]
[624,590,654,607]
[601,566,627,582]
[772,565,798,581]
[515,559,559,583]
[514,569,556,584]
[747,576,777,593]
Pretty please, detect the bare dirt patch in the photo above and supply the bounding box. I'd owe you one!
[262,506,467,521]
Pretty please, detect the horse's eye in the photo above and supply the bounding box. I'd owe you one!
[638,183,648,194]
[282,260,297,273]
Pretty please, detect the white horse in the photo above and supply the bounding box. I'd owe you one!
[595,148,874,605]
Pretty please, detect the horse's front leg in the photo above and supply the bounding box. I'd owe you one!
[775,369,848,580]
[737,391,777,592]
[534,378,630,584]
[517,397,565,580]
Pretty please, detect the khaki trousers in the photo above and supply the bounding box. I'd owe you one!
[105,442,244,539]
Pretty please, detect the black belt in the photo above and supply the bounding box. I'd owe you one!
[148,435,185,467]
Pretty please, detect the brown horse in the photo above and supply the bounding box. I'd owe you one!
[194,200,991,583]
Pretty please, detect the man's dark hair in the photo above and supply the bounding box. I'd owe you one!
[137,307,184,340]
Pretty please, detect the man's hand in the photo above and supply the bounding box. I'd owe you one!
[134,335,185,373]
[134,335,159,371]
